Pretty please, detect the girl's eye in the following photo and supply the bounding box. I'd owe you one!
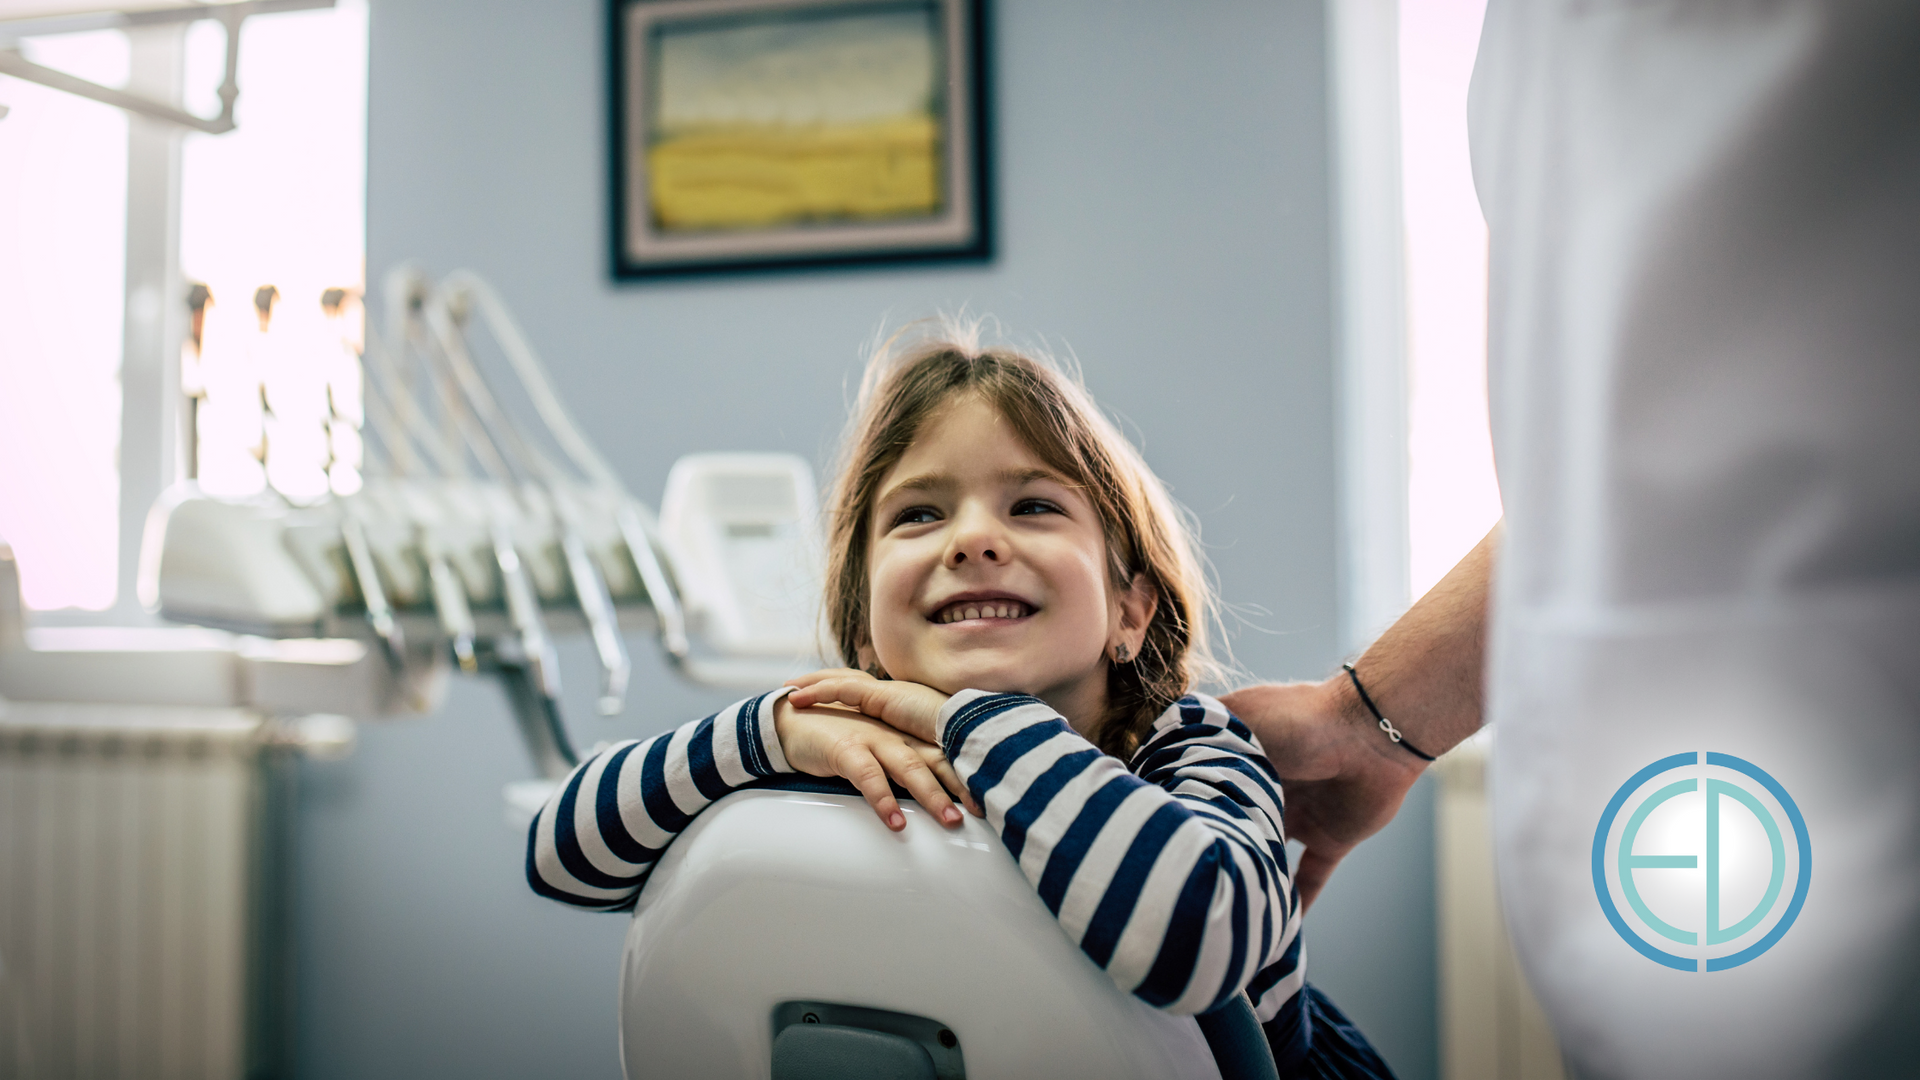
[1012,498,1064,517]
[890,506,941,528]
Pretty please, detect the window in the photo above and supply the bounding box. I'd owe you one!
[1401,0,1501,598]
[181,2,368,504]
[0,31,130,611]
[0,2,367,613]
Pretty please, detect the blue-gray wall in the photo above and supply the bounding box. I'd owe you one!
[297,1,1435,1076]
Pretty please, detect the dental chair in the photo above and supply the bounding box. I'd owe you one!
[620,775,1281,1080]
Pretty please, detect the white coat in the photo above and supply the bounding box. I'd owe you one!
[1471,0,1920,1076]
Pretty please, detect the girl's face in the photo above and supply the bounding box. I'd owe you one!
[865,395,1154,734]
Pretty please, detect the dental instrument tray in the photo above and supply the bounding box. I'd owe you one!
[140,267,823,778]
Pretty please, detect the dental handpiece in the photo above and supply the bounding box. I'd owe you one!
[559,523,630,715]
[425,540,477,673]
[615,505,690,663]
[340,510,405,666]
[492,523,558,704]
[490,519,576,779]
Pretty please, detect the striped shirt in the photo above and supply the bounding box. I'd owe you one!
[526,687,1305,1026]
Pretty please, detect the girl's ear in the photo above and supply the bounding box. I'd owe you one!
[1112,573,1159,657]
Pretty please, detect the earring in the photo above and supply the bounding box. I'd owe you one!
[1113,643,1130,663]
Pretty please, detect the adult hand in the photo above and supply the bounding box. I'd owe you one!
[772,690,973,832]
[1231,525,1496,906]
[1221,678,1426,910]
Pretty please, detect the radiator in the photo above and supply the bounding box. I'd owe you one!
[0,701,291,1080]
[1435,735,1567,1080]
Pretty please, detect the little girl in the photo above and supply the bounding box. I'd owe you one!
[527,323,1394,1078]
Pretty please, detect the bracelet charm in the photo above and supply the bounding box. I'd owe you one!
[1342,663,1438,762]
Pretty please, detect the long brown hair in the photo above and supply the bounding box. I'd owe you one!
[824,318,1222,760]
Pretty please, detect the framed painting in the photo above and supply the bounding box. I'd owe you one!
[610,0,992,278]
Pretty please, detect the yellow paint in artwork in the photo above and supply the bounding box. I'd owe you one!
[647,115,942,231]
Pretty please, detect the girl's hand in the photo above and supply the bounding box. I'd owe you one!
[772,693,975,831]
[785,668,950,746]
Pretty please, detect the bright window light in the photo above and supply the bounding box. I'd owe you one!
[0,3,366,611]
[1402,0,1502,598]
[182,0,368,504]
[0,31,130,612]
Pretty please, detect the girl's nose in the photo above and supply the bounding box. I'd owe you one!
[946,504,1006,567]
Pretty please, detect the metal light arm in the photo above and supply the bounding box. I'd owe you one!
[0,0,333,134]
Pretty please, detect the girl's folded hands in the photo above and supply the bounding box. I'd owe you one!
[772,669,980,832]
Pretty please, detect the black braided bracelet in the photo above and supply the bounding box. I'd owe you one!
[1342,663,1437,762]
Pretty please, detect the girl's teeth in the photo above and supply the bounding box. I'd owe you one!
[938,602,1030,622]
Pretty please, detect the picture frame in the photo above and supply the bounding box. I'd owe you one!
[609,0,992,279]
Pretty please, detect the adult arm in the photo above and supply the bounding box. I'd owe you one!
[1222,522,1498,909]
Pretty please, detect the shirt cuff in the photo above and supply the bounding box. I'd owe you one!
[751,685,798,775]
[935,689,1057,763]
[935,688,994,754]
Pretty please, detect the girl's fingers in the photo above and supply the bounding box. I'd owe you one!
[784,668,869,690]
[789,678,943,743]
[928,754,982,817]
[790,678,896,727]
[832,743,905,831]
[787,676,876,711]
[790,697,971,828]
[879,743,963,827]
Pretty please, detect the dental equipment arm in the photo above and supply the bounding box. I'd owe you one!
[421,292,632,717]
[143,268,824,785]
[1221,521,1497,908]
[359,325,481,671]
[436,271,693,665]
[436,275,819,692]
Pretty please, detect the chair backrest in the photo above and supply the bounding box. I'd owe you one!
[620,783,1227,1080]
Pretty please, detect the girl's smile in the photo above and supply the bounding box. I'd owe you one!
[927,591,1036,625]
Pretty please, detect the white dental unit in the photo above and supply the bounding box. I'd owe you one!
[139,267,829,784]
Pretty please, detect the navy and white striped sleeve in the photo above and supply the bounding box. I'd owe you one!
[938,690,1302,1018]
[526,688,795,911]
